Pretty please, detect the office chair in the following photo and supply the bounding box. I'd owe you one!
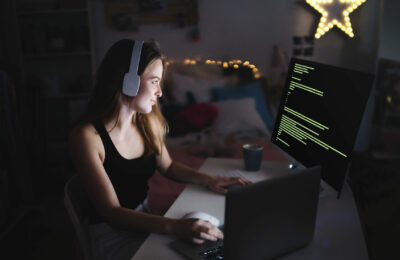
[64,175,93,260]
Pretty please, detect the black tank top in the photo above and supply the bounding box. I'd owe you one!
[89,121,156,224]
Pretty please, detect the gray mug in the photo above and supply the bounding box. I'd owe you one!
[242,144,264,171]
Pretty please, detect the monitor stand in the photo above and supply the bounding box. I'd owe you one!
[286,159,334,199]
[272,144,334,198]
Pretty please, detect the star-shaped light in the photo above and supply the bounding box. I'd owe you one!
[306,0,366,39]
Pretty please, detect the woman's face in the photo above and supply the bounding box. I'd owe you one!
[131,59,163,114]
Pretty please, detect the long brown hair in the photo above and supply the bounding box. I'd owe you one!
[80,39,168,157]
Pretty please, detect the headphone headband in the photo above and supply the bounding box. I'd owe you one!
[122,40,144,96]
[129,40,143,74]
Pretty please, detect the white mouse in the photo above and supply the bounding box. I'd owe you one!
[182,211,220,227]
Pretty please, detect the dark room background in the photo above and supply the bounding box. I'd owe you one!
[0,0,399,259]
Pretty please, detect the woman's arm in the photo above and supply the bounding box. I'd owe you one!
[69,125,173,233]
[69,125,222,244]
[156,144,251,194]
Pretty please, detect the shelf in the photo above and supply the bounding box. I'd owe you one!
[18,8,88,16]
[15,0,94,179]
[23,51,91,60]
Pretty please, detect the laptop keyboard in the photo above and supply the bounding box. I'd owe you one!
[219,170,247,179]
[199,245,224,259]
[220,170,250,191]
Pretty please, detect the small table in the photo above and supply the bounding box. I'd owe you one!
[132,158,368,260]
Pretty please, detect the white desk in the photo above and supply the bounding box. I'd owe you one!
[133,158,368,260]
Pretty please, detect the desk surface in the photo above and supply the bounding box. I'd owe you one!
[133,158,368,260]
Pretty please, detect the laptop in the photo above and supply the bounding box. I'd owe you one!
[170,165,321,260]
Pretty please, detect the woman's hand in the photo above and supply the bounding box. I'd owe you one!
[206,175,252,194]
[169,218,224,244]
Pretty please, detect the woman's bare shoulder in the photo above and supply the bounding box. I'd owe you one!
[69,123,103,151]
[70,123,97,141]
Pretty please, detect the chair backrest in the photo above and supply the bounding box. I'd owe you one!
[64,175,93,260]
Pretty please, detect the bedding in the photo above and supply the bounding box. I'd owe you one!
[168,72,226,105]
[211,81,275,131]
[164,97,269,147]
[211,98,269,139]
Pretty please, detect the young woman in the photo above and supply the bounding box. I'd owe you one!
[69,39,249,259]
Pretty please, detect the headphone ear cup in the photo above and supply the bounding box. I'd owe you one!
[122,72,141,96]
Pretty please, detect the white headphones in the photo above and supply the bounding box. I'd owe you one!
[122,40,144,96]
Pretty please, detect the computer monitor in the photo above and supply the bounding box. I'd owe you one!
[271,58,374,195]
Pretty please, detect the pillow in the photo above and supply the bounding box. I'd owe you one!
[212,81,274,131]
[211,98,269,139]
[169,72,226,105]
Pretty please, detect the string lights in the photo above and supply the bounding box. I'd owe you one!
[168,58,261,79]
[306,0,367,39]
